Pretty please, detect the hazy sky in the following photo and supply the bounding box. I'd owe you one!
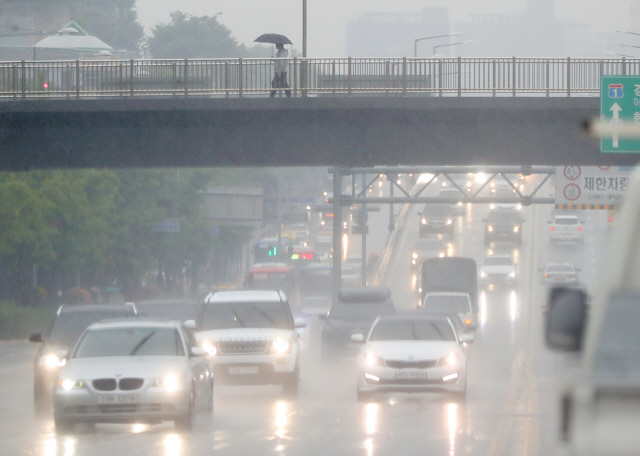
[136,0,636,57]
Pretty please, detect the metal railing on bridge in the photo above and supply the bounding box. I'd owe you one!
[0,57,637,100]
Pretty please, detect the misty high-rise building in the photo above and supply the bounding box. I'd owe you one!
[346,8,450,58]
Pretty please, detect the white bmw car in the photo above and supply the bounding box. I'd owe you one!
[353,313,472,401]
[53,319,213,433]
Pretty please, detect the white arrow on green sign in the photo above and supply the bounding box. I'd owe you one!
[601,75,640,153]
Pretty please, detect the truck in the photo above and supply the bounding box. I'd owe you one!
[420,257,478,314]
[545,169,640,456]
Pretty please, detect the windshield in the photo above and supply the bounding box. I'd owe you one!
[74,327,184,358]
[135,303,198,322]
[422,295,472,314]
[369,319,456,341]
[555,217,578,225]
[47,310,136,347]
[329,302,394,321]
[483,257,513,266]
[200,301,293,330]
[545,265,575,273]
[422,205,451,216]
[486,211,520,223]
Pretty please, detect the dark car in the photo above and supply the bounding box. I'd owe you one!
[419,204,455,236]
[135,299,200,324]
[320,286,396,359]
[29,303,138,413]
[483,209,523,245]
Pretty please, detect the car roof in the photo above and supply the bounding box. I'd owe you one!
[375,312,451,323]
[554,214,579,219]
[484,254,512,259]
[85,318,183,330]
[135,300,197,305]
[58,304,136,315]
[204,289,286,303]
[544,262,576,268]
[424,291,470,297]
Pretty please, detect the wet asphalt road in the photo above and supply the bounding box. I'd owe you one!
[0,177,609,456]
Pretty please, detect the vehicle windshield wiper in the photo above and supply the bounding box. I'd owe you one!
[250,304,278,327]
[229,305,246,327]
[130,330,156,355]
[431,323,446,340]
[411,323,422,340]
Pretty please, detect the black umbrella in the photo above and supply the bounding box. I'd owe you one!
[254,33,293,45]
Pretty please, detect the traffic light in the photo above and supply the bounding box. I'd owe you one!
[267,245,278,256]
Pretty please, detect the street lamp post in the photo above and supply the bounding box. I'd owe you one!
[302,0,307,58]
[413,33,461,57]
[433,40,474,57]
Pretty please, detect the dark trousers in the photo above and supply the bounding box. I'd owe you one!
[270,73,291,97]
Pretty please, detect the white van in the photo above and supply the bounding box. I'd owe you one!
[196,290,306,395]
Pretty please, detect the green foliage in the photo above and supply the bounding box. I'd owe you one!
[0,301,55,340]
[70,0,144,52]
[148,11,254,59]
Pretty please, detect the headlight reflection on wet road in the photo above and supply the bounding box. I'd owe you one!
[164,434,181,456]
[447,402,458,456]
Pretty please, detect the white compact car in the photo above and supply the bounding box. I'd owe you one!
[479,254,517,287]
[353,313,472,401]
[53,320,212,432]
[197,290,306,395]
[549,214,584,243]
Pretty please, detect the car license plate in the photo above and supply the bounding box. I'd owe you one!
[395,371,427,380]
[98,394,138,404]
[228,366,259,375]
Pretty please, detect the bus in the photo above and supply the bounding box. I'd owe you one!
[244,263,295,295]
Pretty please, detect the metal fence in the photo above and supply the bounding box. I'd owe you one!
[0,57,636,100]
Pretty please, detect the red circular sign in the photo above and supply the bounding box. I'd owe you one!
[599,165,610,171]
[564,166,581,180]
[563,183,581,201]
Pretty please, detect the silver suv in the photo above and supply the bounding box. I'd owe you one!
[196,290,306,395]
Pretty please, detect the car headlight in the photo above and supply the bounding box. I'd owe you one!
[58,378,84,391]
[437,352,459,367]
[490,204,496,209]
[487,225,493,232]
[513,226,519,233]
[480,271,487,278]
[153,374,183,392]
[508,272,516,278]
[516,204,522,210]
[446,219,452,225]
[438,252,445,258]
[421,218,427,225]
[200,340,218,356]
[271,339,291,354]
[41,354,66,369]
[412,252,418,259]
[364,352,383,367]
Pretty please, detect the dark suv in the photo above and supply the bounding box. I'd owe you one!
[419,204,455,236]
[30,304,138,413]
[484,209,523,245]
[320,286,396,359]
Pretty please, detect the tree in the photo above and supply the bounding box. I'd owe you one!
[147,11,250,59]
[70,0,144,52]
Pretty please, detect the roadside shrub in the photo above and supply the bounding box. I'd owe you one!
[0,302,55,340]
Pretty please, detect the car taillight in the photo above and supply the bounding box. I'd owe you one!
[578,226,582,231]
[609,217,614,222]
[550,226,555,231]
[544,274,548,277]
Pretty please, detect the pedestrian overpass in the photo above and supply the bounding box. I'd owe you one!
[0,57,638,170]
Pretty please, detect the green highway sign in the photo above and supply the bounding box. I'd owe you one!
[601,76,640,153]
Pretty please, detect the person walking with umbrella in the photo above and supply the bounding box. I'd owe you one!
[271,43,291,97]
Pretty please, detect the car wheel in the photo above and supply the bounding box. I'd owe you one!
[175,386,196,431]
[282,366,299,396]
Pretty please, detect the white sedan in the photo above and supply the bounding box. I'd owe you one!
[353,313,473,401]
[53,319,212,433]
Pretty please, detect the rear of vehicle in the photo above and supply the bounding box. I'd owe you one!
[549,215,583,243]
[419,204,454,236]
[244,263,294,295]
[321,287,396,358]
[196,290,305,393]
[438,188,465,213]
[31,304,138,412]
[490,188,522,211]
[541,263,580,287]
[420,257,478,314]
[421,292,477,331]
[314,240,333,262]
[135,300,199,324]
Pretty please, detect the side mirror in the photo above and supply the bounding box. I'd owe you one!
[460,333,475,344]
[545,287,588,352]
[350,333,364,343]
[294,317,307,329]
[56,349,69,361]
[190,346,207,357]
[318,313,328,321]
[29,331,43,343]
[183,320,196,330]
